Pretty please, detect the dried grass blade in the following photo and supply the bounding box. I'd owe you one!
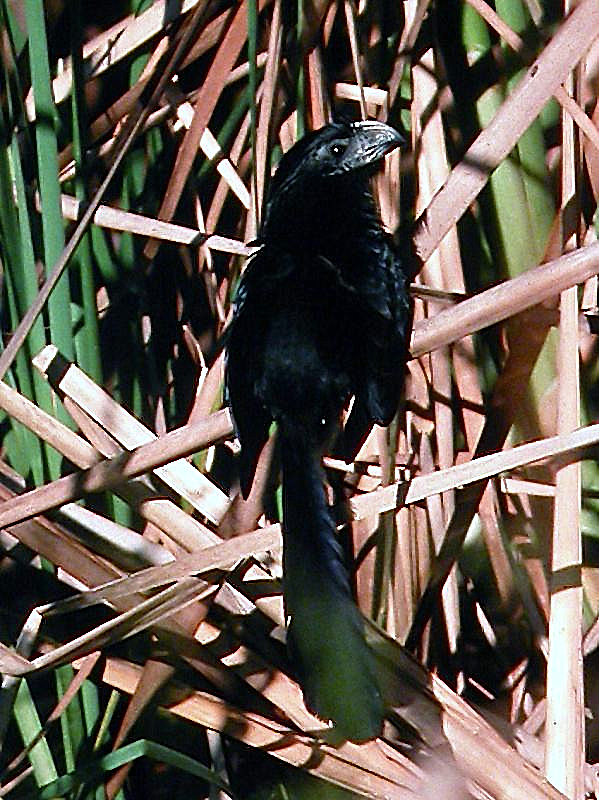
[431,676,568,800]
[171,101,251,209]
[205,109,252,252]
[254,0,283,217]
[0,579,211,677]
[465,0,599,153]
[0,2,213,382]
[412,45,462,651]
[353,422,599,520]
[108,573,226,795]
[57,503,172,572]
[412,239,599,358]
[0,380,99,468]
[87,657,424,800]
[418,291,558,627]
[144,0,265,260]
[34,346,229,524]
[544,55,585,796]
[366,620,567,799]
[0,467,125,589]
[0,409,233,529]
[0,487,265,722]
[307,47,330,129]
[384,0,431,117]
[0,381,219,551]
[47,526,281,615]
[58,194,254,255]
[336,83,388,106]
[545,288,584,798]
[414,0,599,263]
[344,0,367,119]
[105,661,181,798]
[34,0,204,112]
[57,7,252,171]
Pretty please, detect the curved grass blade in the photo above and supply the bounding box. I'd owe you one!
[17,739,236,800]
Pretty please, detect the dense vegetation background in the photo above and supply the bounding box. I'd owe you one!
[0,0,598,798]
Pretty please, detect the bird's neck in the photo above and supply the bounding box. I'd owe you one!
[262,181,385,261]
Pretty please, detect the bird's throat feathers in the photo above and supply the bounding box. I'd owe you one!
[262,176,384,260]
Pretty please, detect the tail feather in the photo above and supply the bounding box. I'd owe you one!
[281,431,383,741]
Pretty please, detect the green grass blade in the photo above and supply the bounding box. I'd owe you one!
[2,0,25,52]
[54,665,84,776]
[461,1,556,433]
[14,679,59,790]
[18,739,236,800]
[0,31,48,483]
[69,0,101,384]
[461,3,536,276]
[25,0,73,364]
[495,0,554,260]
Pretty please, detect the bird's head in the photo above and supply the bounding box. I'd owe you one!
[261,121,404,240]
[268,120,404,192]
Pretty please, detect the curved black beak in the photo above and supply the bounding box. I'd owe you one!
[347,120,405,169]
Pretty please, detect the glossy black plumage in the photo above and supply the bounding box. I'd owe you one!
[225,120,411,740]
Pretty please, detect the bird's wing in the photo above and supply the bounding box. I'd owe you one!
[337,236,412,461]
[225,247,298,496]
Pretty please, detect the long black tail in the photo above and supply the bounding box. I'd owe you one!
[280,430,384,741]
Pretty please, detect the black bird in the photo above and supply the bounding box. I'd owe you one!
[225,120,411,741]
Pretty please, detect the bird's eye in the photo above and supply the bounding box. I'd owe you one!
[330,142,347,157]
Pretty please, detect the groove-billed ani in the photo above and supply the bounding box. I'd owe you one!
[225,120,411,741]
